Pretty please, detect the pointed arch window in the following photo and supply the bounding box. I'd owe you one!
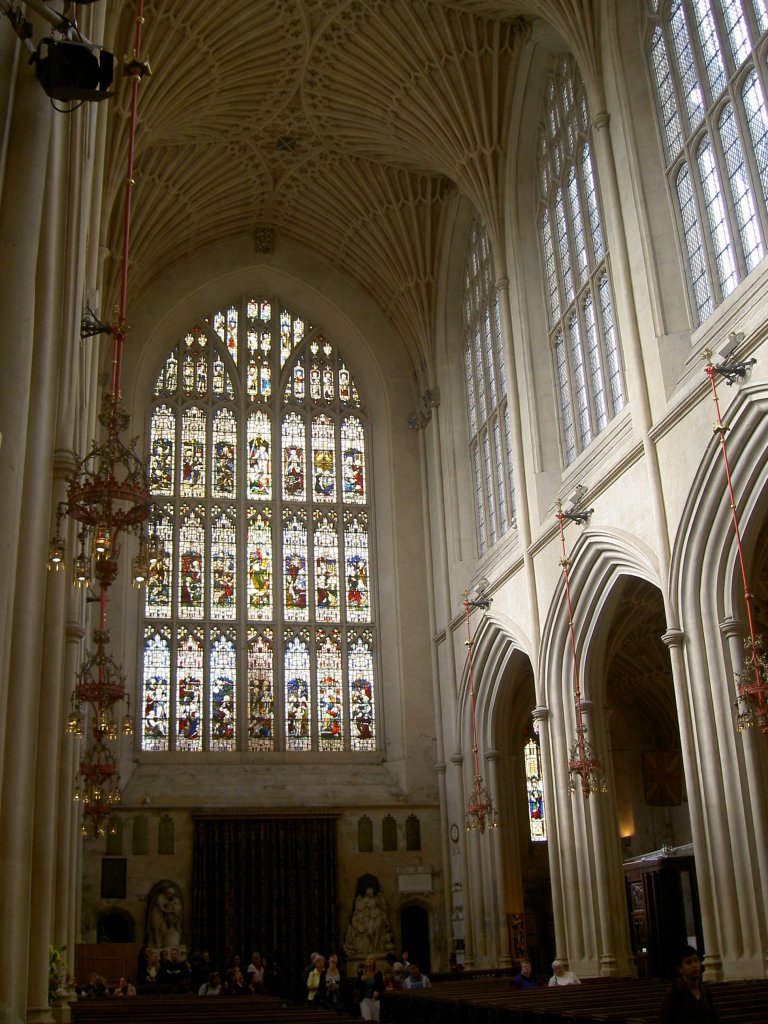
[141,297,378,753]
[462,214,516,557]
[647,0,768,325]
[538,55,626,466]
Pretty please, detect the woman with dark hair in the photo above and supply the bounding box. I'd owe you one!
[354,955,385,1022]
[659,947,719,1023]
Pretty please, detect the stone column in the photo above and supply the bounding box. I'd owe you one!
[485,749,512,966]
[450,752,475,967]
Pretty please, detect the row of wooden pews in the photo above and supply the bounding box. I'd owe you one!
[380,975,768,1024]
[69,994,337,1024]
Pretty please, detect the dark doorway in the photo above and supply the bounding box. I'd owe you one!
[400,904,430,974]
[97,911,135,943]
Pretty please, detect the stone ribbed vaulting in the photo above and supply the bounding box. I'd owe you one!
[98,0,594,376]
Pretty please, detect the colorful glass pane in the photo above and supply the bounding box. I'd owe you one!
[142,626,170,751]
[180,407,206,497]
[314,511,340,621]
[349,632,376,751]
[282,412,306,500]
[154,347,178,396]
[317,630,344,750]
[338,360,351,403]
[525,737,547,842]
[341,417,366,504]
[283,510,308,620]
[149,405,175,494]
[178,506,205,618]
[247,508,272,620]
[226,306,238,363]
[344,513,370,621]
[211,348,233,398]
[285,632,311,750]
[212,408,236,497]
[145,504,174,618]
[176,628,203,752]
[210,507,236,619]
[312,415,336,502]
[210,630,236,751]
[247,411,272,499]
[247,629,274,750]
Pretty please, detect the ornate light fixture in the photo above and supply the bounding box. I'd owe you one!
[704,345,767,733]
[462,591,498,832]
[555,500,607,797]
[49,2,153,837]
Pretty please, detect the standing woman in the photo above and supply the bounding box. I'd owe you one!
[355,955,384,1022]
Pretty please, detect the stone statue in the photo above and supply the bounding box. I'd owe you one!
[344,874,394,957]
[145,880,183,950]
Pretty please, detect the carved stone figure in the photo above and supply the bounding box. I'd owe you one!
[145,880,183,950]
[343,874,394,956]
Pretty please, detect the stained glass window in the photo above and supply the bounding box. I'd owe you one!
[647,0,768,324]
[538,54,625,466]
[141,296,376,752]
[462,215,516,556]
[525,735,547,842]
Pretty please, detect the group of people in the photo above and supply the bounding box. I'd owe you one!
[303,950,429,1020]
[136,946,281,997]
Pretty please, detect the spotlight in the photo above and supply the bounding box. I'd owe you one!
[32,37,113,102]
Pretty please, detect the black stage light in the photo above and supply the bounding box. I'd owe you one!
[33,37,113,101]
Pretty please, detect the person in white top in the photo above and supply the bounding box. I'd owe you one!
[402,964,431,989]
[548,960,581,987]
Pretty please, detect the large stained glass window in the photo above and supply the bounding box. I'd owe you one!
[462,214,516,557]
[647,0,768,325]
[538,55,626,466]
[141,299,377,753]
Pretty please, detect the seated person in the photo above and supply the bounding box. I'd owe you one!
[512,959,538,989]
[247,951,266,993]
[80,973,109,999]
[548,959,581,987]
[402,964,430,989]
[159,947,191,991]
[224,968,247,995]
[113,976,136,997]
[659,946,719,1024]
[198,970,223,995]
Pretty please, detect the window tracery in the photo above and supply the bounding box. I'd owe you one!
[141,297,377,753]
[648,0,768,324]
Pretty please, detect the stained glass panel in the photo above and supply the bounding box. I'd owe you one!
[180,407,206,497]
[247,629,274,751]
[247,508,272,621]
[311,415,336,502]
[176,628,203,752]
[178,505,205,618]
[247,411,272,499]
[142,627,170,751]
[146,504,174,618]
[285,632,311,751]
[314,511,340,621]
[719,102,764,271]
[149,405,175,495]
[525,737,547,842]
[341,417,366,504]
[212,408,236,497]
[317,630,344,751]
[210,629,236,751]
[283,510,308,621]
[349,632,376,751]
[282,412,306,501]
[344,513,370,622]
[210,506,236,619]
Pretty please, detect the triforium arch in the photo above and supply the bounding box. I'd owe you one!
[454,612,535,969]
[669,382,768,980]
[539,529,664,978]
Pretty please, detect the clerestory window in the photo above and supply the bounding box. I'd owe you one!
[538,55,626,466]
[462,214,516,557]
[647,0,768,324]
[140,296,377,754]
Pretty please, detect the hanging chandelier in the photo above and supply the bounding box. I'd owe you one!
[462,592,498,832]
[555,499,607,797]
[49,1,153,837]
[703,345,767,734]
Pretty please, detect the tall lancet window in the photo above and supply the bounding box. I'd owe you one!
[462,214,516,557]
[538,55,626,466]
[524,734,547,842]
[647,0,768,325]
[141,297,377,754]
